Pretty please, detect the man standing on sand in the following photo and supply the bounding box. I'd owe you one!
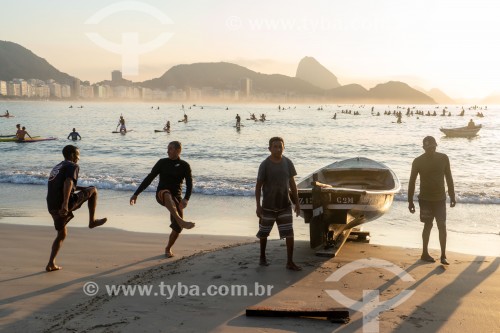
[255,137,302,271]
[46,145,107,272]
[408,136,456,265]
[130,141,195,258]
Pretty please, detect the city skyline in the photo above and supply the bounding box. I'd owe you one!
[2,0,500,100]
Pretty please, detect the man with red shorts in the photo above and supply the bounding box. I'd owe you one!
[130,141,195,257]
[46,145,107,272]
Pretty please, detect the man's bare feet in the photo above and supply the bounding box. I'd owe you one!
[286,262,302,271]
[420,254,436,263]
[180,221,195,229]
[259,257,270,266]
[165,248,174,258]
[89,218,107,229]
[46,264,62,272]
[440,257,450,265]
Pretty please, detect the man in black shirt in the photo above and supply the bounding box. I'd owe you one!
[46,145,107,272]
[130,141,195,257]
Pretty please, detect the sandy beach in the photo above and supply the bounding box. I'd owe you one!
[1,221,498,333]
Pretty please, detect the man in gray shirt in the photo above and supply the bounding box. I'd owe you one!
[255,137,301,271]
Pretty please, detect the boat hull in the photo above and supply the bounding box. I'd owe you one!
[440,125,481,137]
[296,157,400,248]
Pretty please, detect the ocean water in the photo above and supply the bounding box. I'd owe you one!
[0,101,499,248]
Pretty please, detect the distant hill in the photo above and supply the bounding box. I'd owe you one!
[0,40,76,84]
[368,81,436,104]
[296,56,341,89]
[327,84,368,100]
[141,62,324,95]
[414,86,455,104]
[0,40,437,103]
[481,92,500,104]
[325,81,435,103]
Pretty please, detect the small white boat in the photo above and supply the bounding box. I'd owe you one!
[440,125,481,138]
[297,157,400,250]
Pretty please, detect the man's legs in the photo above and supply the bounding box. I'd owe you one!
[165,230,180,258]
[285,237,302,271]
[85,187,107,228]
[437,222,448,264]
[162,191,194,229]
[259,237,269,266]
[421,221,435,262]
[46,227,67,272]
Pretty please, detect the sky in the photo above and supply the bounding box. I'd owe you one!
[1,0,500,99]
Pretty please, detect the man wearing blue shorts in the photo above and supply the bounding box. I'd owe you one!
[408,136,456,265]
[255,137,301,271]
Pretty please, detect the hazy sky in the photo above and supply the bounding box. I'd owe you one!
[2,0,500,99]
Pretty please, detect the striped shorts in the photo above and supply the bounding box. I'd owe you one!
[257,206,294,239]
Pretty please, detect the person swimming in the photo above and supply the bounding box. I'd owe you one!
[67,128,82,140]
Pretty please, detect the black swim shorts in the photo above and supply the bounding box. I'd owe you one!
[156,189,184,233]
[49,186,95,231]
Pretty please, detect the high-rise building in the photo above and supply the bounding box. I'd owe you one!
[112,70,122,82]
[0,81,7,96]
[240,78,252,99]
[71,78,81,99]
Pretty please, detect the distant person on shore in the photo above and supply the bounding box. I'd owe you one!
[67,128,81,140]
[235,114,241,127]
[46,145,107,272]
[467,119,476,128]
[255,137,301,271]
[130,141,195,257]
[118,116,126,133]
[16,126,33,141]
[408,136,456,265]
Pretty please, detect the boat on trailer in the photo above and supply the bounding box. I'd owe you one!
[297,157,400,255]
[440,125,481,138]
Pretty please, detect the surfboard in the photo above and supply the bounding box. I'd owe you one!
[0,115,15,118]
[18,137,57,143]
[112,130,133,133]
[154,129,170,132]
[0,136,41,142]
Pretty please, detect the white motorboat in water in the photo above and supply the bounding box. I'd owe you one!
[297,157,400,250]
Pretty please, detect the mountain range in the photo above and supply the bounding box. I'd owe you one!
[0,40,475,104]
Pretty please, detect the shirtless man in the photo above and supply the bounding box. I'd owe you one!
[17,126,33,140]
[130,141,195,257]
[46,145,107,272]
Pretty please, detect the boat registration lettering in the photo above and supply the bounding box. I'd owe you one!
[336,196,354,204]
